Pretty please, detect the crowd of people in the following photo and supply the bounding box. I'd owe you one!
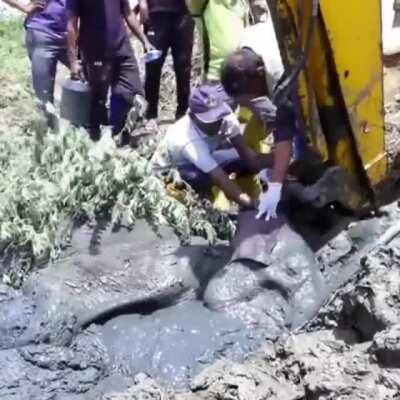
[2,0,300,221]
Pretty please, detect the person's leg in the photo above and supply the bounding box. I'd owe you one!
[25,29,59,105]
[111,38,144,139]
[170,13,194,119]
[178,164,212,195]
[57,38,70,68]
[144,13,171,120]
[88,83,109,140]
[85,61,112,140]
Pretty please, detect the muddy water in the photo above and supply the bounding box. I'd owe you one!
[97,301,259,387]
[100,203,400,400]
[0,204,389,399]
[0,210,333,398]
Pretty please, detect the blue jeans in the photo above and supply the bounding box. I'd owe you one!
[25,28,68,105]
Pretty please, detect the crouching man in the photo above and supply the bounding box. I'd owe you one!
[152,84,274,210]
[221,23,300,220]
[66,0,152,141]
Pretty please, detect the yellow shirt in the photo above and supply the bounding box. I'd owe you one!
[187,0,249,81]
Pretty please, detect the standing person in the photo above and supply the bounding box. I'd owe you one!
[185,0,248,83]
[66,0,152,141]
[138,0,194,125]
[221,23,299,221]
[2,0,68,121]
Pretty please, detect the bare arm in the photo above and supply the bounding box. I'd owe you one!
[270,140,292,183]
[230,135,274,173]
[121,0,152,51]
[209,166,256,209]
[2,0,44,14]
[245,98,295,181]
[67,15,82,79]
[138,0,149,24]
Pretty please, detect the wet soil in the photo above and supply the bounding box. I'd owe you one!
[94,202,400,400]
[0,210,328,397]
[1,197,400,399]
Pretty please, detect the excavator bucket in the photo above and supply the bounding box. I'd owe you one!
[267,0,387,209]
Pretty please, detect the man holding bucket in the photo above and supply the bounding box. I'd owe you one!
[66,0,153,142]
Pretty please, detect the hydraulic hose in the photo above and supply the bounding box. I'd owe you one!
[272,0,319,106]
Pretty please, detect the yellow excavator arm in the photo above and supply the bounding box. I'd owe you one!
[268,0,387,208]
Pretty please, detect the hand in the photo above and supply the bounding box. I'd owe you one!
[258,168,271,185]
[143,39,155,53]
[70,60,83,81]
[25,0,46,14]
[256,182,282,221]
[139,2,149,24]
[220,113,241,140]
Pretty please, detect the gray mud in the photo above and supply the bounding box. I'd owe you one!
[0,209,331,398]
[1,200,400,399]
[98,203,400,400]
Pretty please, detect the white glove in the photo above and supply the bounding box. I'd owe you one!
[258,168,271,185]
[256,182,282,221]
[220,113,241,140]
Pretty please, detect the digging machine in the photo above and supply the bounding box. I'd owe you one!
[261,0,387,213]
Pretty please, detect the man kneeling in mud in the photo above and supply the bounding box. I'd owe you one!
[152,84,274,210]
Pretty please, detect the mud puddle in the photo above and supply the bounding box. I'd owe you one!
[100,202,400,400]
[0,202,397,399]
[96,301,261,388]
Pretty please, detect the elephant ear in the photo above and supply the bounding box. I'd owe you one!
[230,211,284,266]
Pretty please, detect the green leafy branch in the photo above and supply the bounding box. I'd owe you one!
[0,126,235,286]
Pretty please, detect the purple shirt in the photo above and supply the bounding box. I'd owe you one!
[25,0,67,38]
[67,0,127,61]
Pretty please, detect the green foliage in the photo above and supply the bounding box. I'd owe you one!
[0,127,236,285]
[0,18,40,134]
[0,18,235,287]
[0,18,27,78]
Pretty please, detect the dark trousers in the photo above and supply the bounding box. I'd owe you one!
[25,28,69,105]
[145,12,194,120]
[178,159,251,195]
[85,37,144,136]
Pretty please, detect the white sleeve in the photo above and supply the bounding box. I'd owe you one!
[181,140,219,173]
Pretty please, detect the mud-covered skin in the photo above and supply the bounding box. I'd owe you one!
[0,213,331,397]
[96,301,261,388]
[2,204,396,398]
[6,220,228,348]
[205,212,328,330]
